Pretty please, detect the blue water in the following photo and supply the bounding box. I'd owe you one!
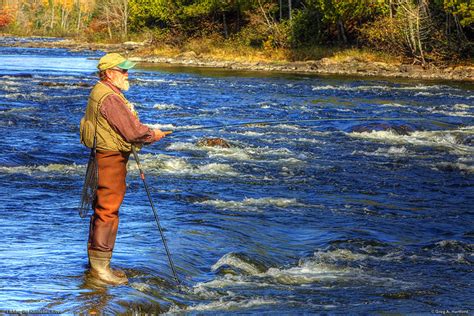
[0,37,473,314]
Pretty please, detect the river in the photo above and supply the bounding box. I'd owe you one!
[0,37,472,314]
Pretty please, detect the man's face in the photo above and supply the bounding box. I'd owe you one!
[106,68,130,91]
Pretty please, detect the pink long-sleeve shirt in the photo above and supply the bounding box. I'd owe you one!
[99,80,155,144]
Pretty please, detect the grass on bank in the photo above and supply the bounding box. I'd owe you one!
[131,35,402,65]
[0,28,414,66]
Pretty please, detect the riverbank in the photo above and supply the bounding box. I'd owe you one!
[2,36,473,81]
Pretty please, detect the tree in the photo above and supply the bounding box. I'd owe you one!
[396,0,432,64]
[94,0,128,39]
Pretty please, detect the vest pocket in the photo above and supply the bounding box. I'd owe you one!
[80,118,96,148]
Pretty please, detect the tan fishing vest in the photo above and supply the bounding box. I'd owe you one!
[80,81,139,152]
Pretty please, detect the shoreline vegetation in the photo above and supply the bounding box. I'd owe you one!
[2,35,473,81]
[0,1,472,81]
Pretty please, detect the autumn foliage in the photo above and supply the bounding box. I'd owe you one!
[0,8,14,28]
[0,0,472,62]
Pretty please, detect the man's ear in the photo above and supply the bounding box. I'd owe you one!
[104,69,113,80]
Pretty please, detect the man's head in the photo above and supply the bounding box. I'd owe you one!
[98,53,136,91]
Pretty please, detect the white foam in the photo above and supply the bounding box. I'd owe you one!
[211,253,262,275]
[275,157,305,165]
[200,249,403,290]
[208,150,252,161]
[2,106,37,114]
[264,262,350,285]
[167,142,298,162]
[0,163,83,175]
[147,123,203,131]
[381,103,407,107]
[260,147,294,156]
[168,298,277,313]
[1,79,24,86]
[234,131,266,137]
[183,248,411,313]
[134,77,179,84]
[427,103,474,117]
[352,146,409,157]
[196,163,238,176]
[130,282,151,292]
[146,123,178,130]
[130,154,239,177]
[453,103,471,110]
[198,197,303,212]
[295,138,324,144]
[153,103,180,110]
[348,128,474,156]
[273,124,302,130]
[2,86,20,92]
[270,137,324,144]
[311,84,447,92]
[435,162,474,173]
[168,142,252,161]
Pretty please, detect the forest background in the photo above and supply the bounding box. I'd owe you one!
[0,0,472,66]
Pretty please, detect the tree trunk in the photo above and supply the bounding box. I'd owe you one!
[77,7,81,31]
[337,19,347,44]
[415,12,425,65]
[279,0,282,21]
[61,6,66,29]
[237,0,240,31]
[105,8,112,40]
[123,0,128,38]
[50,3,54,30]
[288,0,292,20]
[222,11,228,38]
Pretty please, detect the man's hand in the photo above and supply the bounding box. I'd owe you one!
[153,129,172,142]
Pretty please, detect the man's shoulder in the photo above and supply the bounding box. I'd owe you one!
[90,82,118,102]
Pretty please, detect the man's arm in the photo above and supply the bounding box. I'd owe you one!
[100,94,157,143]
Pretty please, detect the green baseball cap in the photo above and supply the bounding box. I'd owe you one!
[98,53,137,71]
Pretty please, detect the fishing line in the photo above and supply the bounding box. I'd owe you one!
[165,117,461,134]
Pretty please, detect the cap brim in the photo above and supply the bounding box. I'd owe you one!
[117,60,137,70]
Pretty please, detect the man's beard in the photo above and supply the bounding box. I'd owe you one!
[112,76,130,91]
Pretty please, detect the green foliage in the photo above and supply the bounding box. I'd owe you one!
[129,0,175,30]
[288,6,325,47]
[359,15,405,54]
[304,0,388,42]
[443,0,474,27]
[2,0,472,63]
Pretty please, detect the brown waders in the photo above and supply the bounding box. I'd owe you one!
[88,150,130,285]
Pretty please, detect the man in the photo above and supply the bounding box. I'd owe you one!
[80,53,167,285]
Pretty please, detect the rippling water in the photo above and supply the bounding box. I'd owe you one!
[0,37,473,314]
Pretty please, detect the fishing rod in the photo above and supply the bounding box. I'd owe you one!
[166,116,459,134]
[131,146,180,285]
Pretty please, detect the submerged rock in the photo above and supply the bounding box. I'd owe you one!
[38,81,92,88]
[197,137,231,148]
[350,123,415,135]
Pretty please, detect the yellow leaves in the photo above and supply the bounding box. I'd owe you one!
[58,0,75,10]
[15,0,96,13]
[79,0,95,13]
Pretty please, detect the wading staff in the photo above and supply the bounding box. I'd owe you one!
[131,146,180,285]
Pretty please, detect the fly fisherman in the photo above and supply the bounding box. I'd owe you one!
[80,53,167,285]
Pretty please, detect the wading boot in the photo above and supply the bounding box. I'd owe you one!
[88,249,128,285]
[87,244,126,278]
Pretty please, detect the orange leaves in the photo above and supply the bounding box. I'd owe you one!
[0,8,14,28]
